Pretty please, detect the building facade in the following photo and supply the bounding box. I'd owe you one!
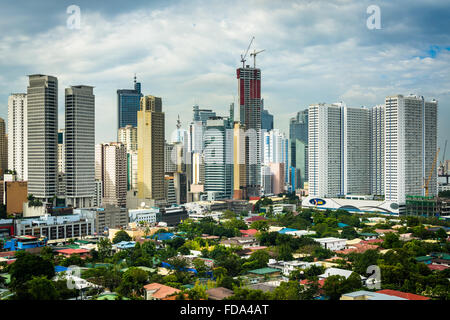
[27,74,58,202]
[65,85,95,208]
[8,94,27,181]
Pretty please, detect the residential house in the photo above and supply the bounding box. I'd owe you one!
[206,287,234,300]
[144,283,181,300]
[314,237,347,251]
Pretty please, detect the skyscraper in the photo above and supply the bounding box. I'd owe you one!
[8,93,27,181]
[137,95,165,202]
[233,122,246,199]
[58,129,65,174]
[96,142,127,207]
[118,125,138,153]
[309,103,373,198]
[289,109,308,190]
[27,74,58,202]
[0,118,8,177]
[261,100,274,132]
[204,117,233,200]
[384,95,438,206]
[237,66,262,198]
[117,77,142,130]
[65,85,95,208]
[193,105,216,124]
[370,105,385,196]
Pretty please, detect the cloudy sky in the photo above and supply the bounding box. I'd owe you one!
[0,0,449,152]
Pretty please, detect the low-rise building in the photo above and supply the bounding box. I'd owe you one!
[340,290,406,300]
[220,236,260,249]
[144,283,181,300]
[319,268,366,283]
[314,237,347,251]
[128,208,158,224]
[272,203,296,214]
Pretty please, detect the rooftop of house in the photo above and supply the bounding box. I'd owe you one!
[56,248,89,255]
[247,267,280,275]
[319,267,366,280]
[341,290,406,300]
[427,264,449,271]
[245,216,267,222]
[240,229,258,236]
[376,289,430,300]
[206,287,234,300]
[143,283,181,299]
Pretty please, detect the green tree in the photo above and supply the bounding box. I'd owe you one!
[381,232,402,249]
[277,244,294,261]
[116,267,149,298]
[9,252,55,294]
[250,220,269,232]
[271,281,302,300]
[192,258,208,278]
[27,276,60,300]
[188,281,208,300]
[341,226,358,240]
[97,237,113,260]
[112,230,132,244]
[322,275,347,300]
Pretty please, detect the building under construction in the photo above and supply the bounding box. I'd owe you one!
[405,195,450,217]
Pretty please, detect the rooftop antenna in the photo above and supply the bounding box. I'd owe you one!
[134,73,137,85]
[176,115,181,129]
[240,36,255,68]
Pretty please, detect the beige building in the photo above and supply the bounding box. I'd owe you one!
[118,125,138,152]
[137,95,165,202]
[95,142,127,207]
[233,123,246,200]
[0,118,7,177]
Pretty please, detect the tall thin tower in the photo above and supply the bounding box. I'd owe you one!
[237,66,262,198]
[27,74,58,202]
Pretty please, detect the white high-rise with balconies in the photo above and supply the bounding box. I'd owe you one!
[8,93,28,181]
[384,95,438,207]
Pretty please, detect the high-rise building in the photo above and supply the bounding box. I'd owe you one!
[57,129,65,174]
[384,95,438,206]
[95,142,127,207]
[289,109,308,190]
[233,122,246,199]
[65,85,95,208]
[27,74,58,202]
[8,94,27,181]
[261,100,274,132]
[204,117,233,200]
[309,103,372,198]
[137,95,165,202]
[118,125,138,191]
[237,66,262,198]
[308,103,342,198]
[370,105,385,196]
[343,106,370,196]
[193,105,216,124]
[117,77,142,130]
[118,125,138,153]
[0,118,7,177]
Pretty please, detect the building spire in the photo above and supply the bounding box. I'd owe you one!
[176,115,181,130]
[134,73,137,85]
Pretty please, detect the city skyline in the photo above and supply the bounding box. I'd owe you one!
[0,0,449,150]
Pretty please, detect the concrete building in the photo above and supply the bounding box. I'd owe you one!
[385,95,438,207]
[75,205,129,233]
[233,122,246,200]
[237,66,262,198]
[27,74,58,202]
[8,94,27,181]
[204,117,233,200]
[370,105,384,196]
[308,103,371,198]
[314,237,347,251]
[0,118,7,177]
[128,208,158,224]
[3,179,28,216]
[137,95,165,202]
[96,142,127,207]
[14,213,95,240]
[269,162,285,195]
[118,125,137,153]
[65,86,95,208]
[192,105,216,124]
[289,109,308,191]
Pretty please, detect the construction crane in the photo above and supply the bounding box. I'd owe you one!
[250,49,265,68]
[240,36,255,68]
[423,148,440,197]
[439,140,449,184]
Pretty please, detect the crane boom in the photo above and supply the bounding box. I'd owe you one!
[250,49,265,68]
[424,148,440,197]
[241,36,255,68]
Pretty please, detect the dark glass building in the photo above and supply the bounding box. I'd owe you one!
[117,78,142,129]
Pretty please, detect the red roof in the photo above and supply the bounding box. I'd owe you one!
[0,251,15,258]
[56,248,89,255]
[240,229,258,237]
[376,289,430,300]
[6,259,16,265]
[300,279,325,289]
[361,239,383,244]
[245,216,267,223]
[427,264,449,271]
